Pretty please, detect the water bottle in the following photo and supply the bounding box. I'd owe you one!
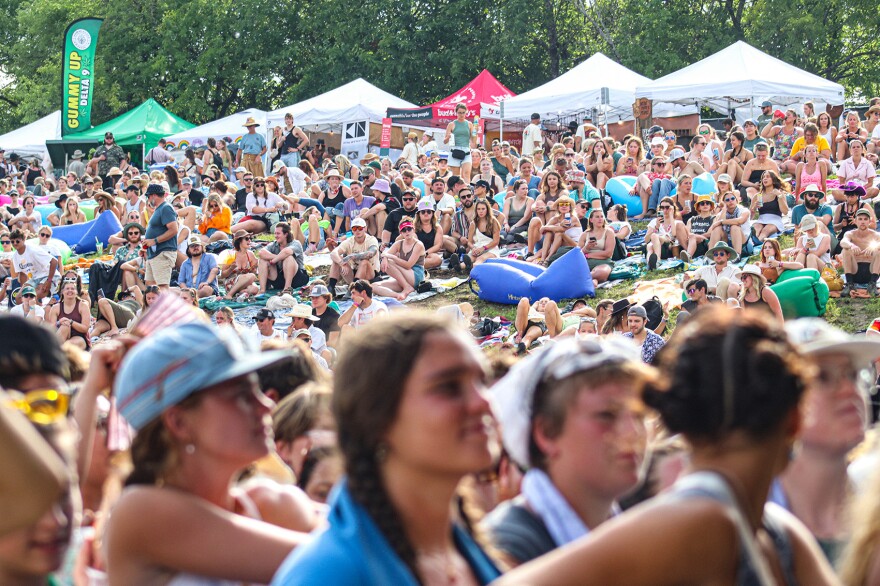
[95,238,104,257]
[472,116,479,138]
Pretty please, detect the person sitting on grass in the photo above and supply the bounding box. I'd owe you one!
[738,264,784,323]
[257,221,308,296]
[220,230,259,300]
[756,239,802,285]
[533,196,579,266]
[513,297,563,355]
[337,279,388,335]
[749,170,789,244]
[467,197,502,267]
[578,208,615,285]
[794,214,831,273]
[178,235,220,299]
[327,217,378,295]
[706,188,750,259]
[196,194,232,243]
[679,194,715,263]
[688,241,742,301]
[791,185,835,251]
[645,197,687,270]
[371,218,426,301]
[300,206,331,254]
[676,278,721,324]
[92,288,142,337]
[414,199,444,269]
[840,208,880,298]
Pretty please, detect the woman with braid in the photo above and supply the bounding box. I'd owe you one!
[272,312,501,585]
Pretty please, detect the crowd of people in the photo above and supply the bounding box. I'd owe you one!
[3,99,880,584]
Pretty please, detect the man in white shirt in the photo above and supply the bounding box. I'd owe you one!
[247,308,285,348]
[422,176,456,235]
[145,139,175,166]
[9,284,44,322]
[272,159,307,197]
[521,113,543,156]
[574,116,598,151]
[691,241,742,301]
[338,279,388,337]
[285,304,332,365]
[5,229,58,299]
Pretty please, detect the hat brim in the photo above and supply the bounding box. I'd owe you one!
[284,312,319,321]
[802,340,880,365]
[711,244,738,262]
[197,349,288,396]
[610,302,632,316]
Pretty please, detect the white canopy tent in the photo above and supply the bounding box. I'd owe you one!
[484,53,696,124]
[165,108,267,150]
[267,78,417,130]
[0,111,61,170]
[635,41,845,115]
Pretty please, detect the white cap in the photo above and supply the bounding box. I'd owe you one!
[786,319,880,366]
[351,217,367,228]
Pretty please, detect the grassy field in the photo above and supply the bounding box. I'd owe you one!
[410,229,876,334]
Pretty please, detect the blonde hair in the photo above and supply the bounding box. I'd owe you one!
[840,460,880,585]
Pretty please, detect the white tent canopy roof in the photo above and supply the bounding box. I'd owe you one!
[635,41,845,108]
[485,53,696,123]
[267,78,417,129]
[165,108,267,148]
[0,111,60,167]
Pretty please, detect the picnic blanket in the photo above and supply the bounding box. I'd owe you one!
[631,276,686,310]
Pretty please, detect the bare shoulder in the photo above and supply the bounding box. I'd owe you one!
[241,478,323,532]
[767,504,840,585]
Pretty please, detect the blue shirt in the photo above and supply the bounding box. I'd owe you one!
[144,201,178,258]
[239,132,266,155]
[506,174,541,192]
[790,203,832,228]
[271,480,501,586]
[178,252,219,289]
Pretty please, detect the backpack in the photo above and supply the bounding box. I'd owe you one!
[641,296,664,330]
[211,149,224,170]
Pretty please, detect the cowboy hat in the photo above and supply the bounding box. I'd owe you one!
[740,264,766,285]
[242,117,261,127]
[360,153,380,166]
[324,169,343,180]
[284,304,319,322]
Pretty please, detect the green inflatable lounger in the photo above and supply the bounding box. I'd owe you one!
[771,268,829,319]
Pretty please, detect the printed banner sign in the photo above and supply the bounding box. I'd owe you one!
[62,18,104,135]
[379,117,392,156]
[341,120,369,162]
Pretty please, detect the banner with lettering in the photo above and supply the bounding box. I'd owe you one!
[379,117,392,157]
[62,18,103,135]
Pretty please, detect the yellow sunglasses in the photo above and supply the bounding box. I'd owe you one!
[5,389,70,425]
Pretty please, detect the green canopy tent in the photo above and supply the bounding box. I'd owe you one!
[46,98,194,169]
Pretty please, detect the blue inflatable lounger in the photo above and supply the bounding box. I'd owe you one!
[469,247,595,305]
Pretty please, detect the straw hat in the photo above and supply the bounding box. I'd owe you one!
[740,264,766,286]
[242,117,261,127]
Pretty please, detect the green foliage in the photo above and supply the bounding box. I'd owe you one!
[0,0,877,134]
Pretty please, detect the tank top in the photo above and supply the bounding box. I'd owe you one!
[665,472,797,586]
[773,127,797,161]
[452,120,471,148]
[798,163,822,193]
[507,198,528,226]
[322,186,346,209]
[759,194,782,217]
[59,299,90,348]
[690,214,714,236]
[584,229,607,252]
[818,128,833,146]
[491,157,509,179]
[416,225,436,251]
[125,199,141,214]
[399,240,425,267]
[742,294,770,311]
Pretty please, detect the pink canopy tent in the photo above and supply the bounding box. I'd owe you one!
[387,70,515,125]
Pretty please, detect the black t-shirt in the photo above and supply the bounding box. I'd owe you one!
[374,195,401,215]
[235,188,249,214]
[312,306,340,337]
[384,206,418,242]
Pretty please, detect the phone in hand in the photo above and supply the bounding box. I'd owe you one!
[97,288,105,300]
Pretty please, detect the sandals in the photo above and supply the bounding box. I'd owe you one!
[281,288,293,296]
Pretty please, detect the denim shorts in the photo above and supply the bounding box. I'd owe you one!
[412,265,425,285]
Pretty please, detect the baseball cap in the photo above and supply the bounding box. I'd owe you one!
[292,328,312,340]
[650,137,665,147]
[351,217,367,228]
[431,176,446,185]
[786,319,880,366]
[627,305,648,319]
[235,166,248,174]
[417,199,435,212]
[761,100,772,108]
[438,153,450,161]
[716,173,733,184]
[181,177,193,186]
[856,208,872,218]
[491,336,642,469]
[669,148,685,161]
[254,308,275,321]
[309,284,331,297]
[125,184,139,192]
[743,119,758,127]
[186,234,202,247]
[531,113,541,120]
[115,322,286,431]
[647,125,664,135]
[19,285,36,297]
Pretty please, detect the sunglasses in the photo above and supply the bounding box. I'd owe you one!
[565,153,575,157]
[21,293,36,299]
[658,205,672,210]
[461,194,473,199]
[0,240,9,244]
[127,231,141,236]
[699,129,710,134]
[713,251,728,257]
[665,135,676,139]
[351,226,365,232]
[4,389,70,425]
[724,197,737,202]
[402,197,416,202]
[39,233,50,238]
[254,182,265,186]
[419,210,433,214]
[687,288,697,294]
[653,161,665,166]
[243,178,253,181]
[400,227,414,233]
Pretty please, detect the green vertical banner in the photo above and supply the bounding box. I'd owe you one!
[61,18,103,136]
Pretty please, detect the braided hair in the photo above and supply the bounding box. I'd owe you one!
[333,313,457,582]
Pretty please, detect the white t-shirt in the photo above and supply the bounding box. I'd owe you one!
[693,264,742,290]
[423,193,456,214]
[352,298,388,328]
[246,325,285,349]
[10,304,44,320]
[245,192,284,215]
[11,245,54,281]
[281,167,307,196]
[13,210,42,233]
[521,123,543,156]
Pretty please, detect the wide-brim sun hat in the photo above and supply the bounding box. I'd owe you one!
[707,241,738,262]
[115,322,286,431]
[787,318,880,366]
